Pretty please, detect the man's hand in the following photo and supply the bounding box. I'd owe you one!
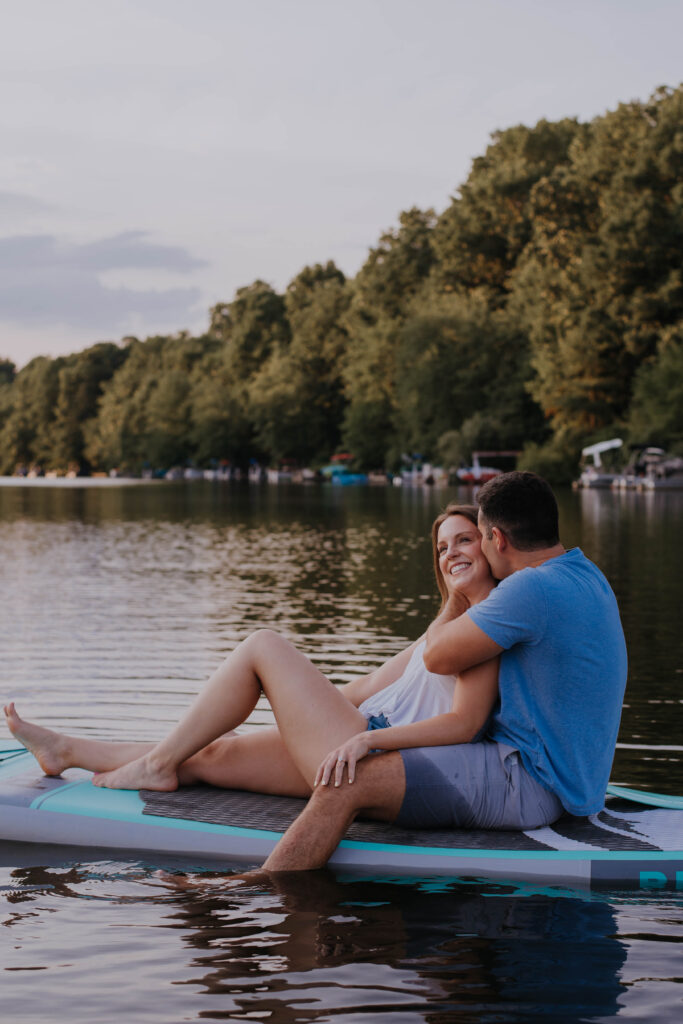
[315,731,373,787]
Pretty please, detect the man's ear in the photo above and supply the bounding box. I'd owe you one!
[491,526,507,552]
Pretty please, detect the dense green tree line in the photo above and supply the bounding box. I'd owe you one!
[1,86,681,480]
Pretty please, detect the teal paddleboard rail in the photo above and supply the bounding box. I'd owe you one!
[606,784,683,810]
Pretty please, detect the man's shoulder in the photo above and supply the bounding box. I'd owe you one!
[471,549,611,617]
[541,547,599,574]
[467,567,548,647]
[539,548,614,594]
[491,563,546,599]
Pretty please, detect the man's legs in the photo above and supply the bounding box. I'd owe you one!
[263,751,406,871]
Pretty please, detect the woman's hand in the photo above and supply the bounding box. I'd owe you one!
[442,588,470,618]
[315,731,373,787]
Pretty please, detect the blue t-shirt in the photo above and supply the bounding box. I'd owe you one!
[467,548,627,815]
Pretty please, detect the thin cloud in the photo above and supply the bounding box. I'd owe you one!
[0,231,207,272]
[0,231,206,329]
[77,231,208,272]
[0,191,55,216]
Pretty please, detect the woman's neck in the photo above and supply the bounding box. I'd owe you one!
[466,580,497,607]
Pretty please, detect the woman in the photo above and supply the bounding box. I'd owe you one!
[4,504,498,797]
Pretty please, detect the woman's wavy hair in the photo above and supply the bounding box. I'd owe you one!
[431,503,479,612]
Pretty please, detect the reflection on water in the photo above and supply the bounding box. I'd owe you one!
[3,848,682,1023]
[1,481,682,1022]
[5,851,679,1024]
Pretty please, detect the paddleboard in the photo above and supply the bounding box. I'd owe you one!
[1,742,681,889]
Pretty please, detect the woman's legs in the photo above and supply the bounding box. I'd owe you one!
[4,703,311,797]
[3,703,156,775]
[179,728,310,797]
[8,630,367,793]
[92,629,367,791]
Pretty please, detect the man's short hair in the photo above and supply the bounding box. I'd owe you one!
[477,471,559,550]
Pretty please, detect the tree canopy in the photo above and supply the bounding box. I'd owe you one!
[2,86,681,480]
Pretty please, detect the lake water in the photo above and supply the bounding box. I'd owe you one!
[1,480,681,1023]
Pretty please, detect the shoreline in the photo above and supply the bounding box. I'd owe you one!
[0,476,164,488]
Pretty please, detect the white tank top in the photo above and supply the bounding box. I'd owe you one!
[358,640,455,727]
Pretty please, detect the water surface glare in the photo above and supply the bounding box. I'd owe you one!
[1,481,682,1022]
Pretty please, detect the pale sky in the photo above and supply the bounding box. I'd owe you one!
[1,0,681,367]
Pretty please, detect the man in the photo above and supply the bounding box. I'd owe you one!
[262,471,628,871]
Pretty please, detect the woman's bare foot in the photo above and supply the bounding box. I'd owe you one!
[3,702,71,777]
[93,753,179,792]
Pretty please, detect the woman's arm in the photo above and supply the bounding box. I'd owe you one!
[316,656,499,786]
[341,638,423,707]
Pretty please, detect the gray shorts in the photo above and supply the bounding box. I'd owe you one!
[396,740,563,831]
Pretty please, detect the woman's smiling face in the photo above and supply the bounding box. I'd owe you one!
[436,514,494,604]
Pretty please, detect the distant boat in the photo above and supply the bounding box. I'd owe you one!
[576,441,683,491]
[320,464,368,485]
[267,467,292,483]
[456,450,519,485]
[456,464,500,484]
[575,438,624,489]
[612,447,683,491]
[320,452,368,485]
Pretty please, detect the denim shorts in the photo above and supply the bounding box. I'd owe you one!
[396,740,563,831]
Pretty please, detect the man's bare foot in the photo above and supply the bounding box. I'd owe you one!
[93,753,179,792]
[3,702,70,777]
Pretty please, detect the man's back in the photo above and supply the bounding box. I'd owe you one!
[468,548,627,815]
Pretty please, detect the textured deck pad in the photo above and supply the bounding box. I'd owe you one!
[141,786,554,849]
[140,786,678,853]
